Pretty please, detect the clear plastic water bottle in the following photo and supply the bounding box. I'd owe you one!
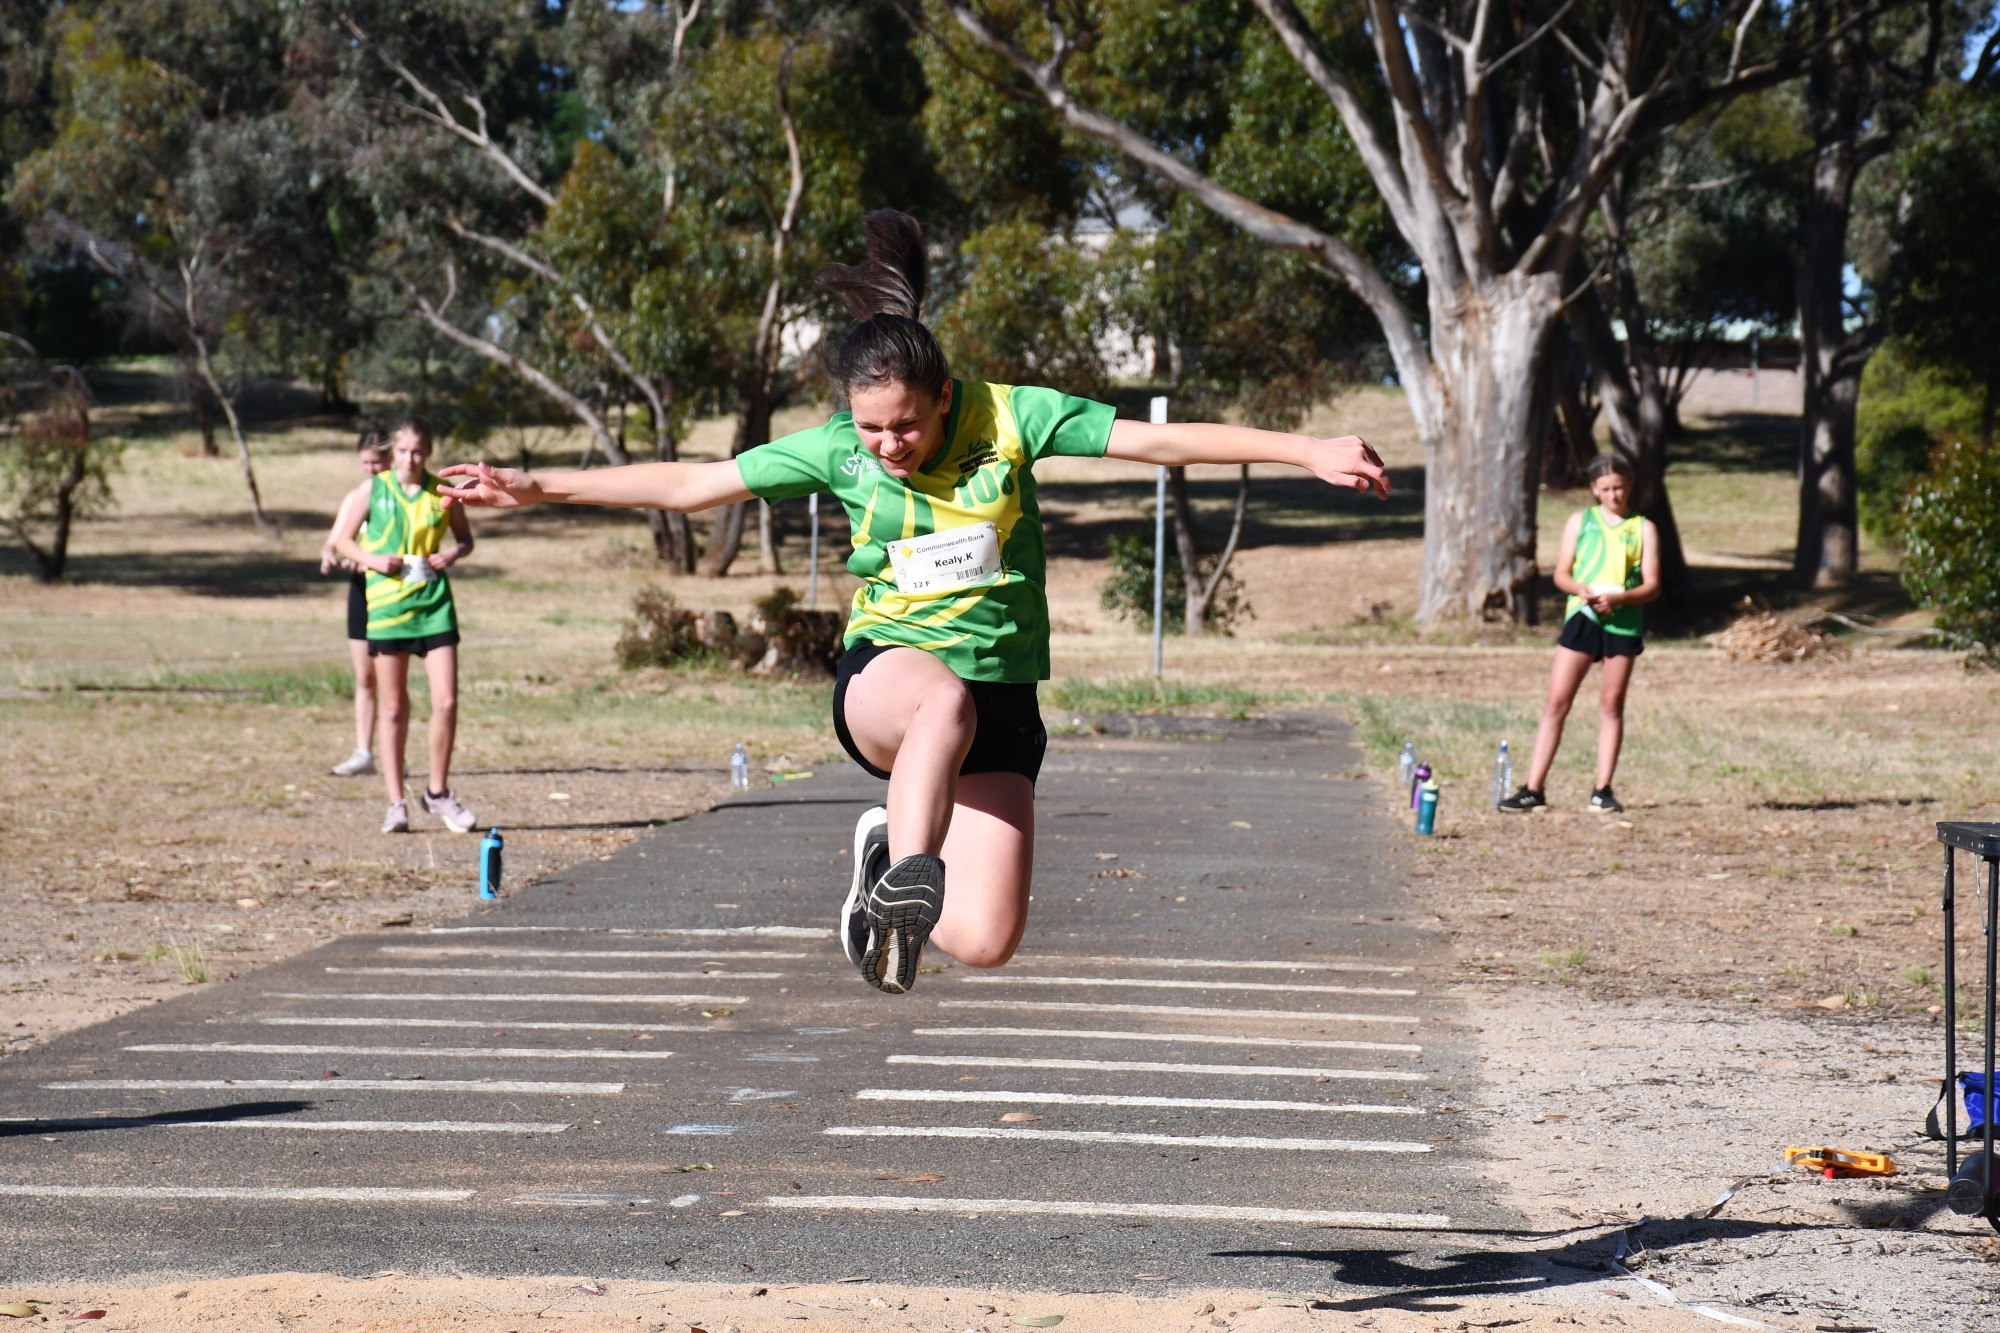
[1398,742,1417,792]
[729,742,751,790]
[1492,740,1512,808]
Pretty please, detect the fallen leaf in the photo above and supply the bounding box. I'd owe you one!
[700,1009,735,1019]
[549,792,571,801]
[574,1282,605,1297]
[675,1163,715,1173]
[999,1112,1041,1123]
[1090,867,1139,879]
[1817,994,1849,1010]
[904,1173,946,1182]
[0,1306,38,1319]
[717,1210,746,1217]
[918,965,943,974]
[1094,853,1119,861]
[1228,820,1253,829]
[835,1276,870,1284]
[320,1070,340,1080]
[1014,1318,1064,1328]
[67,1314,107,1322]
[378,913,413,928]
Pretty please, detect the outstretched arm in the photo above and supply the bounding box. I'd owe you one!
[437,458,757,514]
[1104,420,1388,499]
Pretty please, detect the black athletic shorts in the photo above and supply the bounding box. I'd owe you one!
[832,639,1047,784]
[368,629,461,658]
[1556,610,1643,661]
[346,573,368,641]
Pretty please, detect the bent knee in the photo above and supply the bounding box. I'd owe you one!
[918,678,976,730]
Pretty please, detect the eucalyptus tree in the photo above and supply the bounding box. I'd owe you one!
[930,0,1832,624]
[4,15,326,539]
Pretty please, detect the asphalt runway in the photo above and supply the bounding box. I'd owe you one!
[0,713,1526,1295]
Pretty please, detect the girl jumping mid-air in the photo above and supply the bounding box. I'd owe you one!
[1498,454,1661,815]
[441,211,1386,992]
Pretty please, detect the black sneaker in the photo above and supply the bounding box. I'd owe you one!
[860,852,946,994]
[840,806,889,969]
[1588,786,1623,813]
[1496,786,1546,813]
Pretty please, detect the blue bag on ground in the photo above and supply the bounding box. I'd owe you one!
[1965,1071,1992,1132]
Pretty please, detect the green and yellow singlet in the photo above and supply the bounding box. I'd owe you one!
[737,380,1115,683]
[361,470,458,640]
[1565,506,1646,636]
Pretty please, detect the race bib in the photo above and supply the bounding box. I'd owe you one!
[887,523,1002,595]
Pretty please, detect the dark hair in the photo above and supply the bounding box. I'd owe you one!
[816,210,949,400]
[356,427,385,453]
[1585,454,1633,482]
[391,414,434,449]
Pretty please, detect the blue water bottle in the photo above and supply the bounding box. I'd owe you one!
[1416,780,1440,835]
[479,827,504,900]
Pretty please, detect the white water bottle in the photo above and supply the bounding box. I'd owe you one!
[730,742,750,791]
[1398,742,1417,792]
[1492,740,1512,808]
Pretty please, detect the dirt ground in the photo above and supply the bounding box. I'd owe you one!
[3,366,1992,1328]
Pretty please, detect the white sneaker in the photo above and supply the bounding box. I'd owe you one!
[332,749,376,777]
[421,788,476,834]
[382,799,409,834]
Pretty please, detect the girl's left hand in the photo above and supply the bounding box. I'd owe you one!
[1306,435,1390,499]
[427,551,453,572]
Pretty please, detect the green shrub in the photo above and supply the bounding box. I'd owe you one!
[614,587,709,670]
[1900,435,2000,658]
[1857,342,1983,544]
[1097,530,1247,634]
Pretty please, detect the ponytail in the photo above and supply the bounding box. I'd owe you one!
[817,210,950,400]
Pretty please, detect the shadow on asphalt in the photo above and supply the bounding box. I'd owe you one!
[1,1101,313,1138]
[1228,1205,1961,1313]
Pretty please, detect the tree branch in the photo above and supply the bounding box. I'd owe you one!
[341,15,558,209]
[937,0,1432,397]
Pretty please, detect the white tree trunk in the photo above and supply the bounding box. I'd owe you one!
[1412,272,1562,622]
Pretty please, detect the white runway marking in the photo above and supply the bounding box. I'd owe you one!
[940,999,1419,1024]
[265,991,747,1005]
[234,1017,704,1034]
[766,1195,1450,1230]
[1019,954,1410,975]
[913,1026,1420,1055]
[326,966,781,981]
[826,1125,1431,1153]
[424,925,830,939]
[887,1054,1422,1081]
[126,1042,674,1061]
[48,1078,624,1095]
[857,1088,1419,1115]
[960,975,1416,997]
[175,1120,569,1133]
[379,947,807,961]
[0,1184,473,1203]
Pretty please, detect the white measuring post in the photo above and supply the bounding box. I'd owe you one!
[807,492,820,610]
[1150,395,1169,680]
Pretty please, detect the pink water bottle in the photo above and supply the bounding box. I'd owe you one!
[1410,761,1431,809]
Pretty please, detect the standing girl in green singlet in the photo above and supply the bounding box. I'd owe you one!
[1499,455,1661,815]
[332,416,478,835]
[438,210,1388,994]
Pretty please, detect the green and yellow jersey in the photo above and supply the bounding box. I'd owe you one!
[361,470,458,640]
[738,380,1115,682]
[1565,505,1646,636]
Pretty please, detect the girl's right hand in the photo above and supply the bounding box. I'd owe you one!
[438,462,544,510]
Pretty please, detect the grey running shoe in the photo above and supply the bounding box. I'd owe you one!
[381,799,409,834]
[331,748,376,777]
[1496,786,1546,813]
[861,852,946,995]
[841,806,890,969]
[1588,786,1624,813]
[421,788,476,833]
